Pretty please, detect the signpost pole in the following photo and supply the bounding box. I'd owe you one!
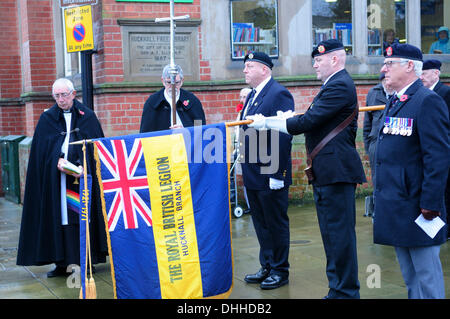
[81,50,94,110]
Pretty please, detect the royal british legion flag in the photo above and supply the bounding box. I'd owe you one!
[93,123,233,299]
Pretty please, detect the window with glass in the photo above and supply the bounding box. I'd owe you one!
[313,0,353,55]
[367,0,406,56]
[421,0,450,54]
[230,0,278,60]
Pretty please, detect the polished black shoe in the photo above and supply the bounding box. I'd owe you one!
[260,274,288,290]
[47,266,68,278]
[244,268,270,284]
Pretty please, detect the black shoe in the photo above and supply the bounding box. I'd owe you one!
[260,274,288,290]
[244,268,270,284]
[47,266,68,278]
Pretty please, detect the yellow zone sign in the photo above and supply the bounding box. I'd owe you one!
[64,5,94,52]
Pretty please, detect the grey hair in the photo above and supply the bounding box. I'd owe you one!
[161,64,184,79]
[399,59,423,77]
[52,78,75,94]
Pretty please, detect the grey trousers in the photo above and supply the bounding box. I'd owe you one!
[395,245,445,299]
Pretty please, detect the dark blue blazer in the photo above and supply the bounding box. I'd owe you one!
[434,81,450,111]
[140,88,206,133]
[239,77,295,190]
[286,69,366,186]
[373,79,449,247]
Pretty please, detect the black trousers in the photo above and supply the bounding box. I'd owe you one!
[446,170,450,237]
[246,186,290,277]
[313,182,360,299]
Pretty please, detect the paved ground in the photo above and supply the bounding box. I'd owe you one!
[0,197,449,299]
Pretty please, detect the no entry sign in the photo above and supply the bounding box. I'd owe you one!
[64,5,94,52]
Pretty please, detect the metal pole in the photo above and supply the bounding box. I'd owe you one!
[154,0,189,127]
[81,50,94,110]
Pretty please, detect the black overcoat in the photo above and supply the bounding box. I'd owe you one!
[373,79,449,247]
[139,88,206,133]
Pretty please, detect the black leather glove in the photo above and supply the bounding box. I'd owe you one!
[421,208,440,221]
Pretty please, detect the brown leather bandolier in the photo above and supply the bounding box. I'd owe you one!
[304,105,359,182]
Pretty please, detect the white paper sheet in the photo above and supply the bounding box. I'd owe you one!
[414,214,446,239]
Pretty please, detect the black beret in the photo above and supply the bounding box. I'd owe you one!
[422,59,442,70]
[384,43,423,62]
[311,39,344,58]
[244,51,273,69]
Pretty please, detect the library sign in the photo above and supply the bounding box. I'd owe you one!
[64,5,94,52]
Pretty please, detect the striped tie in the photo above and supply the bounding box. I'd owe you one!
[243,89,256,118]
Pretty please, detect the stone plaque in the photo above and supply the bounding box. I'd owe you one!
[129,33,192,76]
[120,20,201,81]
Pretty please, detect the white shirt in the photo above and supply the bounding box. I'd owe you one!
[252,75,271,102]
[60,112,72,225]
[429,80,439,91]
[243,76,271,118]
[164,89,183,127]
[323,69,343,86]
[395,80,415,99]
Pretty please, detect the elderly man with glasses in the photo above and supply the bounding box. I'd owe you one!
[17,78,108,277]
[374,43,449,299]
[140,64,206,133]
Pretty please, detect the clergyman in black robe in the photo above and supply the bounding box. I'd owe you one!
[17,78,108,277]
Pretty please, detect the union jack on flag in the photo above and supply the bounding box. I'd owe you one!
[95,138,152,232]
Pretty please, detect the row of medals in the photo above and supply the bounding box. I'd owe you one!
[383,117,413,136]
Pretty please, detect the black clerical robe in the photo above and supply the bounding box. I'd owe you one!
[17,100,108,266]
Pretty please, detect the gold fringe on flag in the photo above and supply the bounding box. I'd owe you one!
[79,140,97,299]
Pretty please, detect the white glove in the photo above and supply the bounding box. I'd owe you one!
[269,178,284,190]
[276,110,295,119]
[265,116,289,134]
[246,113,267,130]
[247,113,289,134]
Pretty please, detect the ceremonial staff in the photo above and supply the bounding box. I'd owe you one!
[70,104,386,144]
[225,104,385,127]
[155,0,189,126]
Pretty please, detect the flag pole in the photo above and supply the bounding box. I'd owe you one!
[69,105,386,140]
[82,140,96,299]
[225,105,385,127]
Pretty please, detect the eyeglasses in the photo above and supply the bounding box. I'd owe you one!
[53,91,73,99]
[164,80,182,85]
[383,60,407,69]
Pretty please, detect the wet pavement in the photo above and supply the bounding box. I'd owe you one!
[0,197,449,299]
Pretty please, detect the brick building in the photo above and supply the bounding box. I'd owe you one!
[1,0,449,203]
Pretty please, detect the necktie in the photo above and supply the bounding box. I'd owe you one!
[387,95,399,113]
[243,89,256,118]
